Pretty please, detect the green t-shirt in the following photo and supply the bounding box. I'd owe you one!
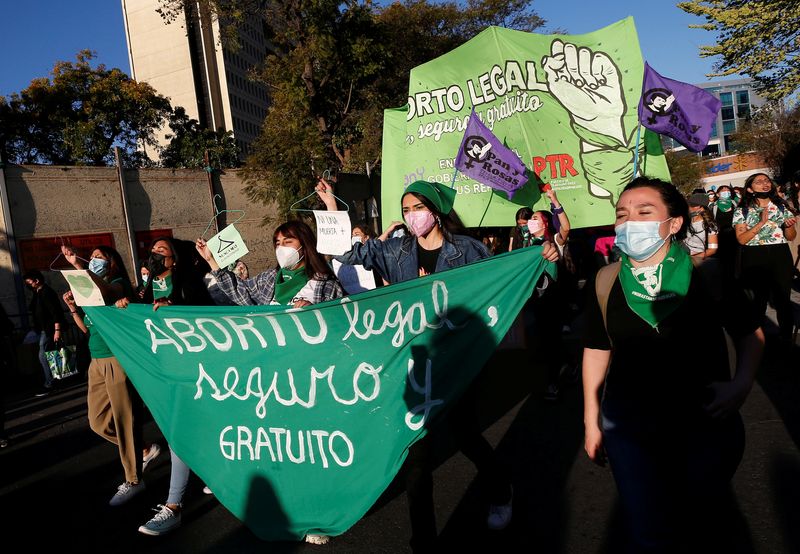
[85,312,113,358]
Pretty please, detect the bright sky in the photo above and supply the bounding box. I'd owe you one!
[0,0,725,98]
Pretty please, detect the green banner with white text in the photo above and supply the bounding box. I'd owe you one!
[382,17,669,228]
[86,247,552,541]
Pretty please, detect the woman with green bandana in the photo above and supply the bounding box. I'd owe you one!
[711,184,739,278]
[582,177,764,551]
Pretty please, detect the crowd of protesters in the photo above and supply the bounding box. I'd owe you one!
[3,168,798,551]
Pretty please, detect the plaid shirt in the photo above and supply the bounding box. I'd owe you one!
[212,268,343,306]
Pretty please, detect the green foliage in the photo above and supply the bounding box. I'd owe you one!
[665,149,704,194]
[161,107,241,169]
[730,102,800,180]
[678,0,800,101]
[157,0,546,218]
[0,50,171,166]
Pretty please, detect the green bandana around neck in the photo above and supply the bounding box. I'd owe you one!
[152,273,173,300]
[618,241,692,329]
[274,266,309,305]
[716,197,733,212]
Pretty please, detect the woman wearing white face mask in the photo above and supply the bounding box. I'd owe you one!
[582,177,764,551]
[196,220,343,308]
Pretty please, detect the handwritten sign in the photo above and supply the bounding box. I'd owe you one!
[61,270,105,306]
[313,210,352,255]
[206,224,249,268]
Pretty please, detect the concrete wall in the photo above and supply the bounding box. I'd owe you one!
[0,164,278,327]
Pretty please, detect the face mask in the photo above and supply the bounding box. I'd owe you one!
[527,219,544,234]
[148,252,169,276]
[141,275,149,284]
[754,190,771,199]
[351,235,363,246]
[719,191,731,199]
[404,210,436,237]
[615,218,672,262]
[689,210,703,217]
[518,224,531,238]
[275,245,303,269]
[88,257,109,277]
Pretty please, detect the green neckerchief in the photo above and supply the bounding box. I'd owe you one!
[274,266,309,305]
[716,197,734,212]
[152,273,173,300]
[618,241,692,329]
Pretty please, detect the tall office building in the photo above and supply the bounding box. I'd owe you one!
[121,0,269,158]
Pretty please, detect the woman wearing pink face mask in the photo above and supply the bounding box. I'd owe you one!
[321,178,558,550]
[508,188,570,252]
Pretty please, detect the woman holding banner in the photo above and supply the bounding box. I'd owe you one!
[321,178,558,550]
[60,244,161,507]
[582,177,764,551]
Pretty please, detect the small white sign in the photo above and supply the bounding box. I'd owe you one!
[313,210,352,255]
[61,270,105,306]
[207,224,249,268]
[332,260,377,295]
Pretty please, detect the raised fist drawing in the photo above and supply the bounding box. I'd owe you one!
[542,40,626,144]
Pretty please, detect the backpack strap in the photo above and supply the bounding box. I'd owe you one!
[595,261,621,342]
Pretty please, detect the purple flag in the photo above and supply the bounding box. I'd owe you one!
[638,63,721,153]
[454,110,528,199]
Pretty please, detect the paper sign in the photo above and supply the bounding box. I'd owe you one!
[332,259,377,294]
[207,224,249,268]
[61,270,105,306]
[313,210,352,255]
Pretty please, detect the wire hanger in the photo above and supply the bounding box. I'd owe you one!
[289,170,350,213]
[49,237,89,271]
[202,194,246,239]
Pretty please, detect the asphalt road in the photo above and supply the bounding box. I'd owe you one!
[2,301,799,553]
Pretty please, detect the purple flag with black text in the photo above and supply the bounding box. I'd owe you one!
[455,110,528,199]
[638,63,721,153]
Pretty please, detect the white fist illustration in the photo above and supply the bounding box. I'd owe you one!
[542,40,626,143]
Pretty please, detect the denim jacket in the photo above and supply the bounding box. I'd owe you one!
[335,234,490,284]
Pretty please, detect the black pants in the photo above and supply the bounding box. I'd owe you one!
[404,383,511,552]
[740,243,794,340]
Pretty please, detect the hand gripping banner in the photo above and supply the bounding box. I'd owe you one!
[85,247,552,541]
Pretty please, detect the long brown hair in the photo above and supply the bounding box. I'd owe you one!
[273,220,334,279]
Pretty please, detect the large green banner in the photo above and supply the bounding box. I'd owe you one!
[86,247,551,541]
[382,17,669,228]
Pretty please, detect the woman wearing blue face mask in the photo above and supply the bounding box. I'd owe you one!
[61,244,161,507]
[582,177,764,551]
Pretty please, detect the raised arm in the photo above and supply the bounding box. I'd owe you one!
[546,189,571,244]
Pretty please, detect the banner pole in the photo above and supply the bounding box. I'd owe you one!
[478,190,494,227]
[450,166,459,189]
[632,123,642,177]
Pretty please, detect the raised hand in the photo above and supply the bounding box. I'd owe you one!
[542,40,626,143]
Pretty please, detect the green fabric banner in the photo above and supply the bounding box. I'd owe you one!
[86,247,551,541]
[382,17,670,228]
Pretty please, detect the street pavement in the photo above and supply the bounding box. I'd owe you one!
[1,296,798,553]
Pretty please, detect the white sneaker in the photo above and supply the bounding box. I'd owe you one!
[139,504,182,536]
[142,443,161,472]
[109,480,146,506]
[487,490,513,530]
[304,534,330,545]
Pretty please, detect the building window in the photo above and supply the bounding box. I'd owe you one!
[721,106,735,121]
[720,92,733,107]
[736,90,749,105]
[710,122,718,138]
[722,120,736,134]
[737,104,750,119]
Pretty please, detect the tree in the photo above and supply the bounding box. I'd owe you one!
[0,50,172,166]
[678,0,800,101]
[730,103,800,181]
[156,0,547,216]
[664,150,704,194]
[160,107,241,169]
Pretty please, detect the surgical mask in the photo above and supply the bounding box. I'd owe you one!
[614,218,673,262]
[404,210,436,237]
[527,219,544,234]
[141,274,149,284]
[148,252,170,276]
[275,245,303,269]
[88,257,109,277]
[351,235,363,246]
[719,191,731,199]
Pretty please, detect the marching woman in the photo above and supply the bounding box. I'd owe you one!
[321,178,558,551]
[61,244,160,506]
[733,172,798,348]
[583,177,764,551]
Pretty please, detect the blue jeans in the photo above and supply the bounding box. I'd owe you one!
[602,409,744,552]
[38,331,53,388]
[167,447,191,506]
